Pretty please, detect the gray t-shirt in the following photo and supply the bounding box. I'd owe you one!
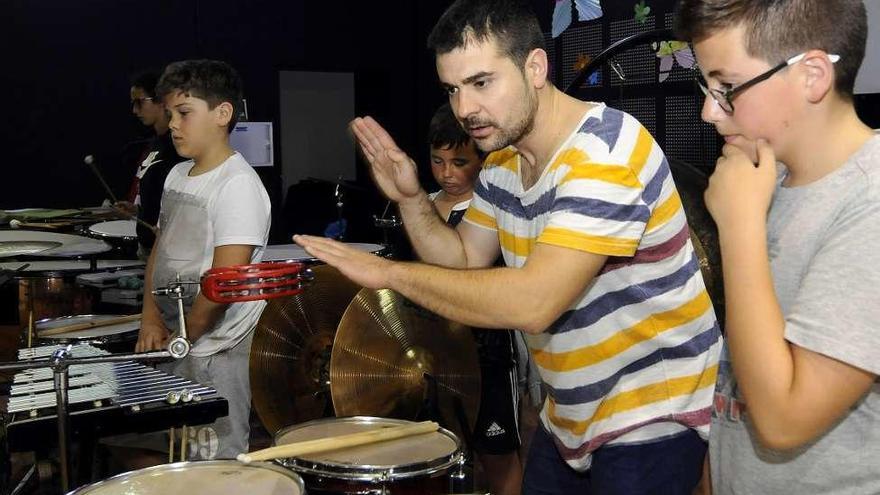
[710,135,880,494]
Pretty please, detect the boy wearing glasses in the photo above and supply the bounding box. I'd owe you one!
[676,0,879,493]
[128,70,183,254]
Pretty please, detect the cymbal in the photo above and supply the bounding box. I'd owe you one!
[0,241,61,258]
[330,289,481,438]
[249,265,362,435]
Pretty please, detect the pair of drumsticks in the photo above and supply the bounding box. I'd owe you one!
[84,155,157,234]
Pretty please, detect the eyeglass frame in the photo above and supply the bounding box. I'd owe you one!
[696,52,841,113]
[131,96,155,109]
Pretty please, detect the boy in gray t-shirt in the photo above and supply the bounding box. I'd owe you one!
[675,0,879,493]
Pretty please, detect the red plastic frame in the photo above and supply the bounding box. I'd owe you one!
[201,262,311,303]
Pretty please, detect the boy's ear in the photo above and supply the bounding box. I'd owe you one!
[801,49,835,103]
[214,101,235,129]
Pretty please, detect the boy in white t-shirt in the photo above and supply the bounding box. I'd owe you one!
[136,59,271,459]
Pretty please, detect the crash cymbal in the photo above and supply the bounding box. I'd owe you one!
[250,264,361,435]
[0,241,61,257]
[330,289,481,438]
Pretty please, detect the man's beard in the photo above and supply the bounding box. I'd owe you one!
[464,87,538,153]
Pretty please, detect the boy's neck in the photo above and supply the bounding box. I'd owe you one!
[190,141,235,176]
[783,101,874,187]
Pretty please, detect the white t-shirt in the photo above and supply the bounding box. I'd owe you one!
[153,152,271,356]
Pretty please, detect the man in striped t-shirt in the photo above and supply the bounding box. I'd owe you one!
[295,1,721,493]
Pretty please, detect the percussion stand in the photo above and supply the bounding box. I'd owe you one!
[373,201,402,258]
[0,275,195,494]
[417,373,473,493]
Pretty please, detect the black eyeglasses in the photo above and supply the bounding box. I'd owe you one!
[696,52,840,113]
[131,96,154,109]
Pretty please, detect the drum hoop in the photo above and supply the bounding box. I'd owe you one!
[273,416,462,481]
[35,314,140,342]
[0,260,144,278]
[87,221,138,241]
[65,460,305,495]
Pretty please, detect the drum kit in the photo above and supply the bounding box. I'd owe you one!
[0,223,483,494]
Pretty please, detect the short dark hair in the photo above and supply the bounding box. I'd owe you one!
[428,103,475,151]
[156,59,244,132]
[427,0,546,70]
[674,0,867,100]
[130,70,161,98]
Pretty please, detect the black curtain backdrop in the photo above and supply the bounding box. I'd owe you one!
[2,0,877,213]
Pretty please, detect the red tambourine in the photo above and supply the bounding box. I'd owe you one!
[201,262,314,303]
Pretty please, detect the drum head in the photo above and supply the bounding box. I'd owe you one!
[88,220,137,240]
[36,314,140,340]
[68,461,305,495]
[274,417,461,481]
[0,230,111,257]
[262,242,386,263]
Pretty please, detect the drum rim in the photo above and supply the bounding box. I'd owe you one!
[272,416,463,482]
[87,220,138,241]
[0,259,145,277]
[35,314,140,342]
[261,242,388,263]
[65,460,306,495]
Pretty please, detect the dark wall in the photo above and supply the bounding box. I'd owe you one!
[2,0,877,214]
[0,0,456,212]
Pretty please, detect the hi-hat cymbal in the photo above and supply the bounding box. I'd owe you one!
[330,289,481,438]
[250,265,361,435]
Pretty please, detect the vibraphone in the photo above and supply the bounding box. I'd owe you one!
[1,343,228,452]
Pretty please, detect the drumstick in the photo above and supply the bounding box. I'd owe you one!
[38,313,142,337]
[84,155,119,204]
[237,421,440,464]
[110,205,159,235]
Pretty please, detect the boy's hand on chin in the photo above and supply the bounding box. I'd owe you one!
[705,139,778,233]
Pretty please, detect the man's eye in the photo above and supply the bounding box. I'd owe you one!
[475,79,488,88]
[445,87,458,96]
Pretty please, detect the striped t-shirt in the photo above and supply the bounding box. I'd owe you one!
[462,103,721,470]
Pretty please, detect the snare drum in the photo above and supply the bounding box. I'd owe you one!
[67,461,305,495]
[35,314,140,353]
[274,416,463,494]
[262,243,387,263]
[87,220,138,255]
[0,259,144,325]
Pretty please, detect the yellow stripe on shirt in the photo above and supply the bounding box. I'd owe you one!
[547,364,719,436]
[538,226,640,257]
[644,190,682,233]
[484,148,518,172]
[627,126,654,178]
[463,205,498,230]
[532,290,712,372]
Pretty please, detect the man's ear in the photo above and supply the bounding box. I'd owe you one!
[525,48,550,89]
[801,49,836,103]
[214,101,235,129]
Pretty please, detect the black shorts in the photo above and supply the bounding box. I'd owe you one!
[472,330,521,455]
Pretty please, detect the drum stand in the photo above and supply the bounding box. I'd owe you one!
[373,201,402,257]
[0,276,194,494]
[417,373,473,493]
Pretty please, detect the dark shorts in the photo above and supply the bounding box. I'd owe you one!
[472,362,521,454]
[470,329,520,455]
[522,425,706,495]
